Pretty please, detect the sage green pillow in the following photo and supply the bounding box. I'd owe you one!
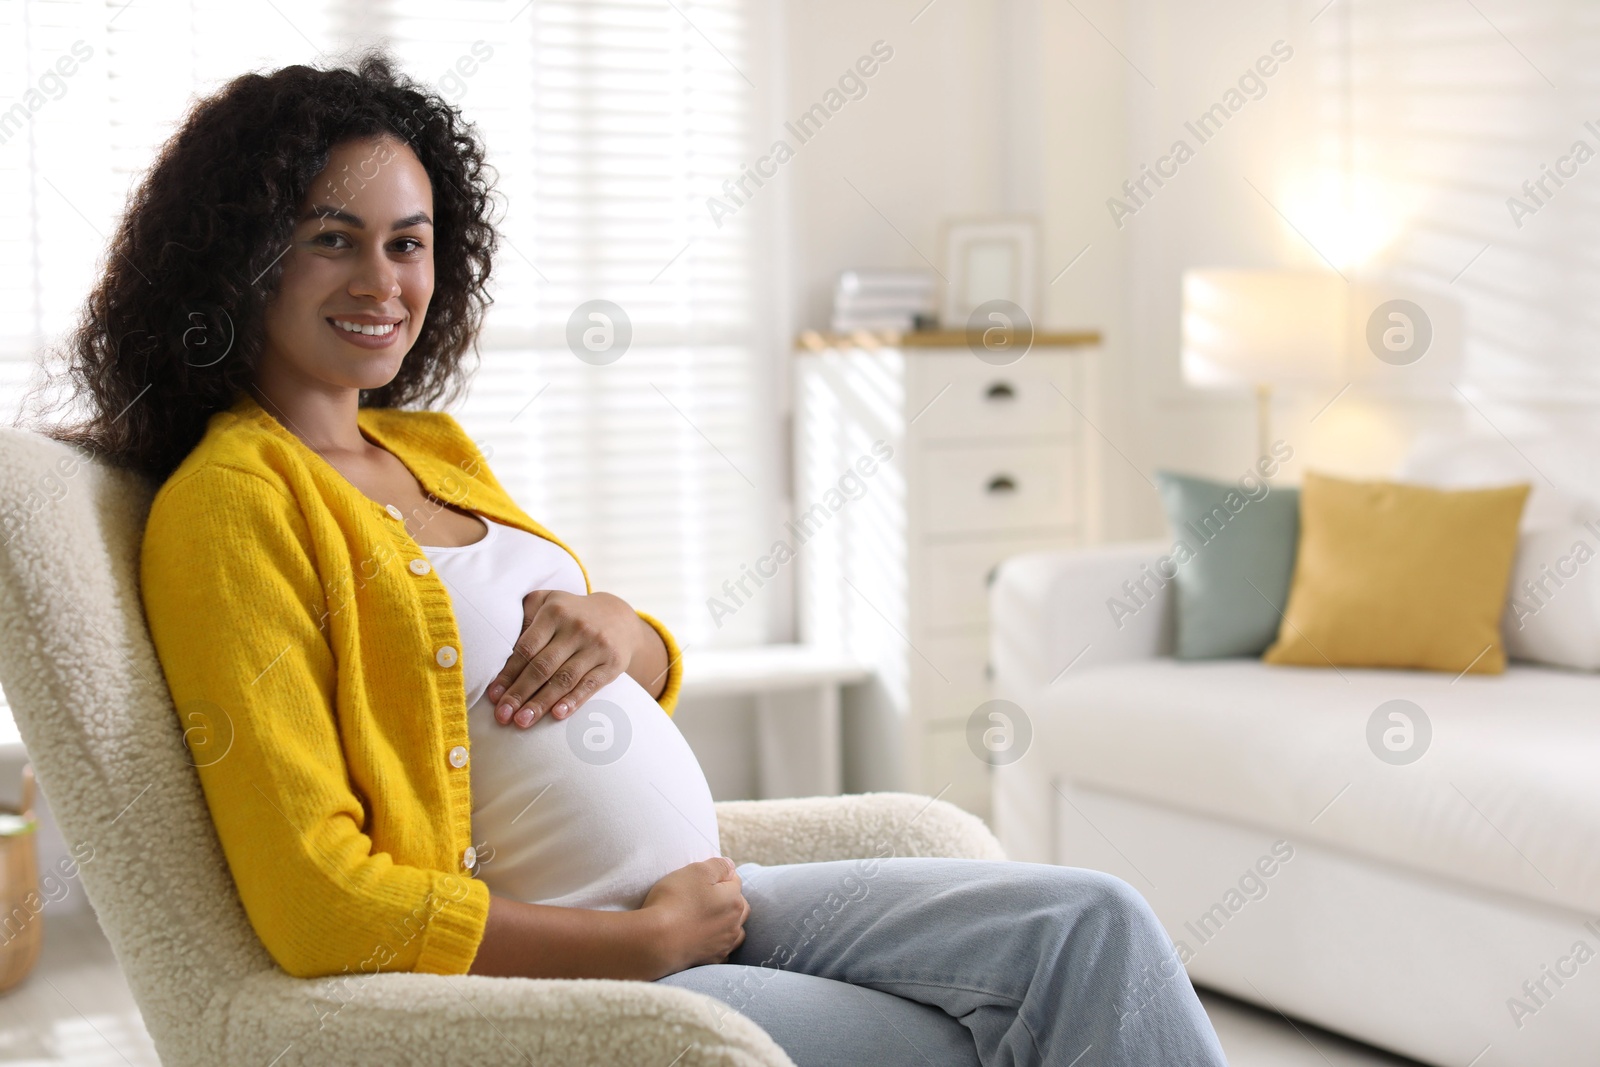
[1154,471,1300,659]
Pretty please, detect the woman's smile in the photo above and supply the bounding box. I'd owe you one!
[326,314,404,349]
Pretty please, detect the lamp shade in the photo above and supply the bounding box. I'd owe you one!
[1181,269,1347,389]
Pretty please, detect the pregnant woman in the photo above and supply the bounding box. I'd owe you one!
[40,55,1226,1066]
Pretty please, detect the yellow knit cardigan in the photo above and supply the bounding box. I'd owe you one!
[139,392,684,979]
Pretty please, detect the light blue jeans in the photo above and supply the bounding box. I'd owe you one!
[656,857,1227,1066]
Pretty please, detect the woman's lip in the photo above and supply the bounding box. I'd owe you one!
[326,318,401,349]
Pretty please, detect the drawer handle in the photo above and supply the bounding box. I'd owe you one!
[985,474,1018,495]
[984,381,1016,401]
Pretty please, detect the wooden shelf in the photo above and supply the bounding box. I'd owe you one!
[795,328,1102,352]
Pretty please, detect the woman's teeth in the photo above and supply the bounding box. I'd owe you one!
[332,319,397,336]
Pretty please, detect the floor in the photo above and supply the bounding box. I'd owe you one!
[0,913,160,1066]
[1200,989,1424,1066]
[0,911,1424,1066]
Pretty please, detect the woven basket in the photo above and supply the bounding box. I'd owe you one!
[0,764,41,995]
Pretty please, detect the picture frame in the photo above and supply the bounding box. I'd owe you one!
[940,216,1039,328]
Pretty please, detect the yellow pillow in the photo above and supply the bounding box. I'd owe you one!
[1263,472,1529,674]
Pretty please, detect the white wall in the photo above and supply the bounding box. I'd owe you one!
[784,0,1600,543]
[1108,0,1600,529]
[782,0,1008,329]
[781,0,1142,531]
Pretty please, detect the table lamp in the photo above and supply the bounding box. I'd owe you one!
[1181,269,1346,462]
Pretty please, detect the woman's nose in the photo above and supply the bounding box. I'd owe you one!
[349,248,401,301]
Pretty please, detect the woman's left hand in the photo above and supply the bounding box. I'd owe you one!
[486,590,646,728]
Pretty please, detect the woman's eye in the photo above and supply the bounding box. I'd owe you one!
[308,232,422,253]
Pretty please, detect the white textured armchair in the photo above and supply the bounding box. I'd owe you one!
[0,427,1004,1067]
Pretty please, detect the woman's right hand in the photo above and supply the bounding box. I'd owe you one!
[640,856,750,977]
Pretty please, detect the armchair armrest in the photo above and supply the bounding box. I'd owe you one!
[989,540,1174,698]
[223,968,794,1067]
[715,792,1006,866]
[202,795,1003,1067]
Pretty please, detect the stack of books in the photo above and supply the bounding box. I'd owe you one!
[830,269,938,332]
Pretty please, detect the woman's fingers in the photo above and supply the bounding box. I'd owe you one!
[518,613,626,723]
[518,651,610,727]
[499,629,586,726]
[536,661,624,723]
[488,590,558,712]
[497,645,570,724]
[489,590,632,727]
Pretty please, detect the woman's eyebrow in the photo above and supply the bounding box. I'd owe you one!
[301,204,434,229]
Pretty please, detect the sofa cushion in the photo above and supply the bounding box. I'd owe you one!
[1153,470,1299,659]
[1037,660,1599,916]
[1503,520,1600,670]
[1263,472,1528,674]
[1396,433,1600,670]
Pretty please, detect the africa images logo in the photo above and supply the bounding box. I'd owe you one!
[566,699,632,766]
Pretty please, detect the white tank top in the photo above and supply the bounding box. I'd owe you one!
[419,514,721,911]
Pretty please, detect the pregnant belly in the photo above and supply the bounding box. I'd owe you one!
[466,671,722,911]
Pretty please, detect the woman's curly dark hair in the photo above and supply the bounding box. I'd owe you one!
[27,50,498,482]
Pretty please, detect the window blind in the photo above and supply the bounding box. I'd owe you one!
[0,0,335,409]
[374,0,778,650]
[0,0,782,740]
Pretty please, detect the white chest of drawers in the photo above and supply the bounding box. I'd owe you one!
[793,330,1102,821]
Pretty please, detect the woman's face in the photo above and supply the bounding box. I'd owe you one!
[258,135,435,395]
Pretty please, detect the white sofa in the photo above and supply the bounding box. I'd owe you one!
[989,538,1600,1067]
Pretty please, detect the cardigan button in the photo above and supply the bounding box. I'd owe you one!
[385,504,404,521]
[462,846,478,870]
[409,558,432,576]
[435,645,458,668]
[448,745,468,769]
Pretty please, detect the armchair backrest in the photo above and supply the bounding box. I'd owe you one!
[0,428,272,1063]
